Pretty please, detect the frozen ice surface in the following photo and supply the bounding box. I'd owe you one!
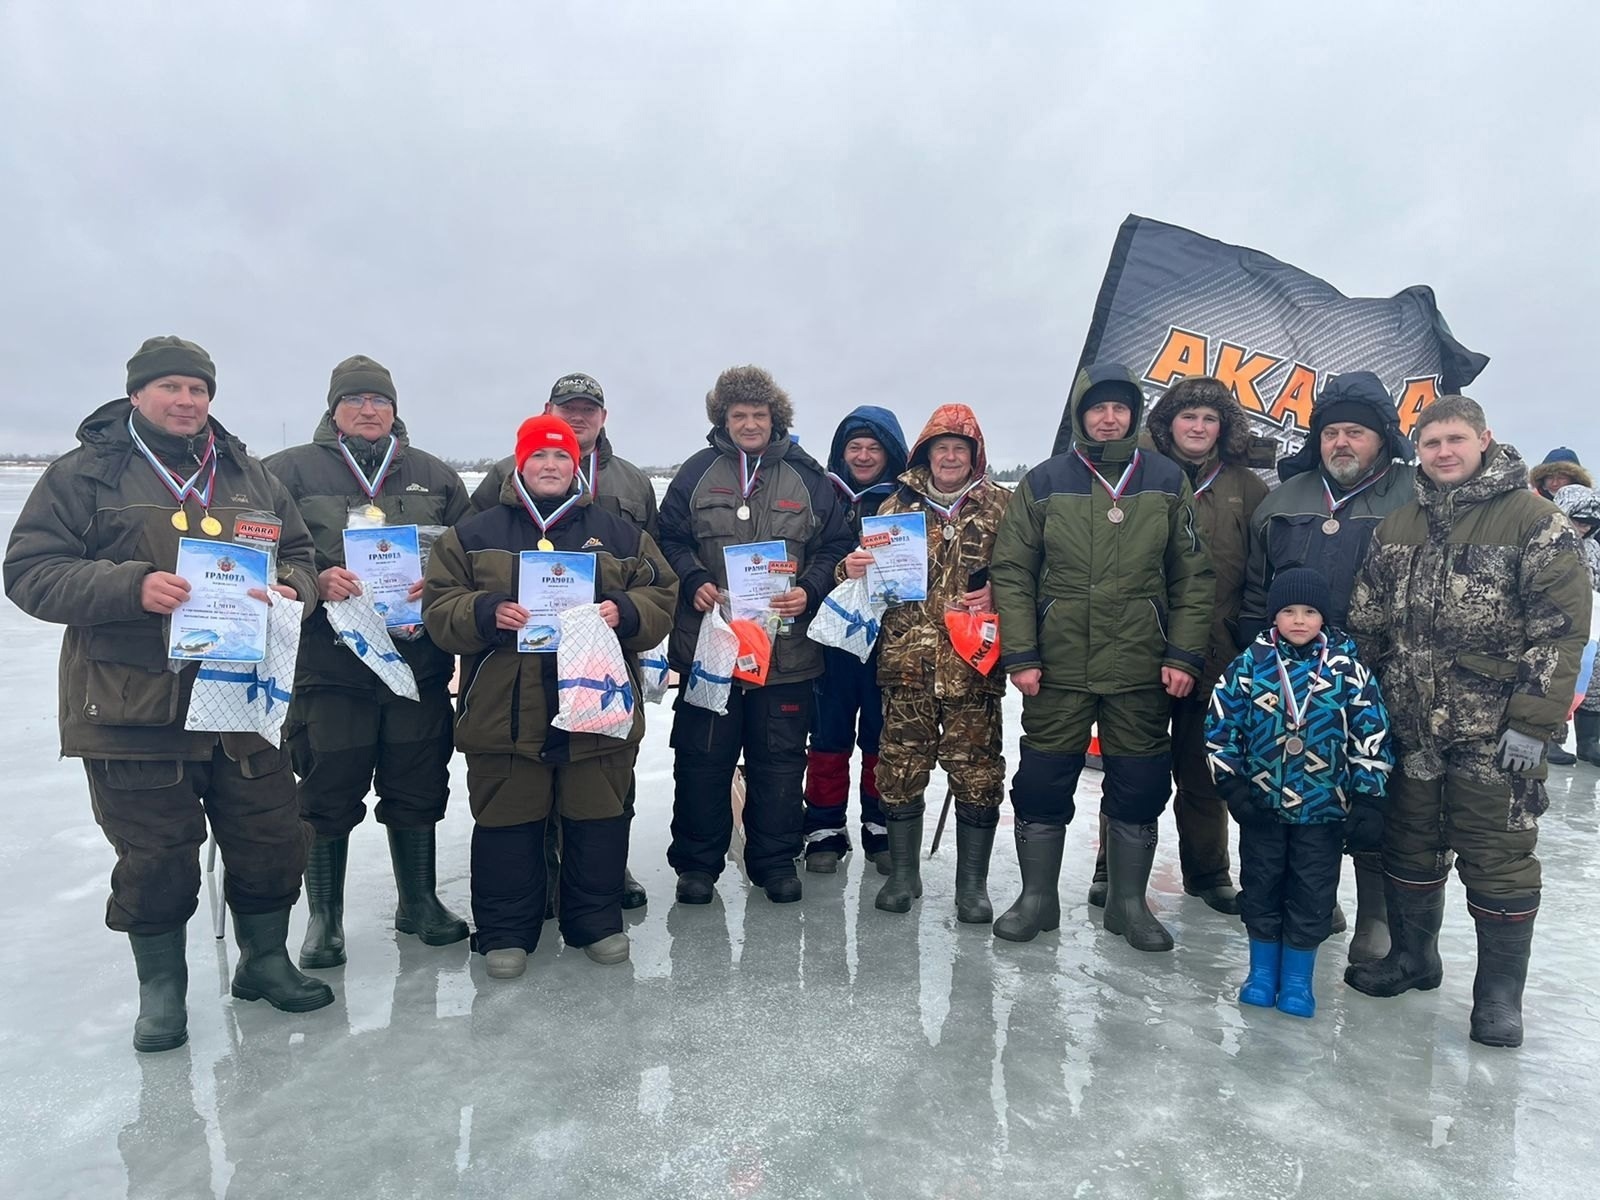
[1,465,1597,1199]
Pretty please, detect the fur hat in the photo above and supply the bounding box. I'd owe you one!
[1145,376,1254,465]
[1530,450,1593,494]
[327,355,397,412]
[127,335,216,397]
[705,365,794,437]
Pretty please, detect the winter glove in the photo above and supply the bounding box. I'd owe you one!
[1496,728,1545,774]
[1343,796,1385,854]
[1218,774,1276,829]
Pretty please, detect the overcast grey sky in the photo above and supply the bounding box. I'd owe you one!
[2,1,1596,469]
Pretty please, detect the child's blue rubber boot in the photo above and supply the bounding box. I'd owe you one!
[1240,938,1281,1007]
[1277,944,1318,1018]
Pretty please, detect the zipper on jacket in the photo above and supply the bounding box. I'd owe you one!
[1149,599,1169,641]
[459,655,490,720]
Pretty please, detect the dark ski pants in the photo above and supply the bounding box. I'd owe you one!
[1168,687,1233,890]
[669,680,809,886]
[1238,820,1345,948]
[1012,687,1173,825]
[85,744,309,935]
[804,647,887,855]
[285,682,454,838]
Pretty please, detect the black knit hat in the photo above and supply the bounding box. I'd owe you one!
[327,355,397,411]
[1267,567,1331,620]
[127,336,216,397]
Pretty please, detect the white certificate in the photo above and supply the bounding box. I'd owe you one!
[721,540,794,623]
[517,551,597,653]
[168,538,270,663]
[342,524,422,628]
[860,511,928,605]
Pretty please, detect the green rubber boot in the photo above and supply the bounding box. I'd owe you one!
[129,929,188,1053]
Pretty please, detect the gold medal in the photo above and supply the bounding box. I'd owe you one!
[200,514,223,536]
[1107,505,1125,525]
[538,538,554,552]
[170,509,189,531]
[364,504,384,522]
[1322,517,1340,534]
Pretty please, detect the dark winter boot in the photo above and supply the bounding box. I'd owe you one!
[388,826,470,946]
[129,929,188,1053]
[875,810,924,914]
[993,821,1065,942]
[298,834,348,969]
[1239,938,1280,1008]
[1276,944,1319,1018]
[1347,862,1391,964]
[230,910,335,1012]
[1102,819,1174,952]
[1576,709,1600,765]
[1344,878,1445,997]
[1329,900,1348,933]
[675,871,716,904]
[1087,811,1109,907]
[621,868,648,910]
[1469,900,1538,1048]
[1547,738,1576,766]
[953,804,997,924]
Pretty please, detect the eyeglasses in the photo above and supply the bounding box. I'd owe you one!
[338,394,394,410]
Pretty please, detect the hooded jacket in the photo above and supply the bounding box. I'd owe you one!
[1347,442,1591,777]
[264,414,469,695]
[1146,380,1271,685]
[824,405,908,537]
[1240,373,1418,640]
[1552,484,1600,589]
[866,405,1010,699]
[468,429,659,536]
[422,480,677,765]
[3,399,320,769]
[658,427,854,687]
[1529,449,1594,499]
[991,363,1214,692]
[1205,629,1393,824]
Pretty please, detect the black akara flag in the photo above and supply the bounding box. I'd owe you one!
[1057,215,1489,458]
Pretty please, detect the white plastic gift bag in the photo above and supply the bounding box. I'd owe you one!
[184,594,304,746]
[325,593,420,701]
[551,604,637,740]
[639,637,672,705]
[683,605,738,715]
[806,576,887,663]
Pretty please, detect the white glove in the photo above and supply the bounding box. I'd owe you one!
[1496,728,1544,773]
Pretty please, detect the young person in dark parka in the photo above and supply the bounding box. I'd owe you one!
[658,366,854,905]
[803,405,908,874]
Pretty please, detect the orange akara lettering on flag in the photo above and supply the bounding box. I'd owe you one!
[1212,342,1281,414]
[1396,376,1441,435]
[1268,363,1319,432]
[1143,327,1209,388]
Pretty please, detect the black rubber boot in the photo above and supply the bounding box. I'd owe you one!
[675,871,715,904]
[1185,881,1241,915]
[621,868,648,910]
[1347,862,1391,964]
[954,805,997,925]
[230,910,335,1012]
[298,835,348,969]
[993,821,1065,942]
[1547,738,1576,766]
[1088,811,1109,907]
[129,929,188,1053]
[388,826,470,946]
[1576,709,1600,765]
[875,811,924,914]
[1102,819,1174,952]
[1344,878,1445,997]
[1470,912,1536,1048]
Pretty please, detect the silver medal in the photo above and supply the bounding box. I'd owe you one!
[1107,505,1125,525]
[737,504,751,521]
[1322,517,1340,535]
[1285,735,1305,755]
[943,524,957,541]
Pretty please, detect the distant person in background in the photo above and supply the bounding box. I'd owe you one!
[1527,446,1590,502]
[1551,483,1600,764]
[468,373,658,911]
[1239,371,1416,965]
[3,336,332,1052]
[803,405,907,875]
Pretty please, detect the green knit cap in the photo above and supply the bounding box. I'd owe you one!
[126,336,216,397]
[327,355,397,411]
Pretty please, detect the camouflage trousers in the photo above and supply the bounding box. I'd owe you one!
[876,688,1005,810]
[1383,739,1544,898]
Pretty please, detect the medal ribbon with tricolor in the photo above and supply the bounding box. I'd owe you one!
[1074,448,1141,520]
[128,416,218,531]
[826,471,893,505]
[513,473,582,549]
[1192,461,1225,497]
[1322,464,1390,519]
[338,434,398,500]
[1271,630,1329,751]
[577,450,600,497]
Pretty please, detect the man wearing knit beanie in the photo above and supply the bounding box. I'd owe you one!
[264,355,473,970]
[4,336,336,1051]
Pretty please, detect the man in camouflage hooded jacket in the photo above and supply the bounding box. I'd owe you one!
[1346,396,1590,1048]
[838,404,1009,921]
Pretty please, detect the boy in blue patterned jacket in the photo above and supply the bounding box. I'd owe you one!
[1205,568,1393,1018]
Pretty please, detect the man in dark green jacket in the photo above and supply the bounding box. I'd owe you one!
[3,336,335,1053]
[990,363,1213,949]
[264,356,471,969]
[1346,396,1589,1048]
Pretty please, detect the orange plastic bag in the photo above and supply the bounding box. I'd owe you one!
[729,618,772,687]
[944,609,1000,676]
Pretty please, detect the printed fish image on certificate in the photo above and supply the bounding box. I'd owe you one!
[167,538,271,663]
[722,540,795,623]
[859,511,928,605]
[517,551,598,653]
[343,524,423,627]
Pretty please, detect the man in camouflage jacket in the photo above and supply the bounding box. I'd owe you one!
[1346,396,1590,1048]
[839,404,1009,921]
